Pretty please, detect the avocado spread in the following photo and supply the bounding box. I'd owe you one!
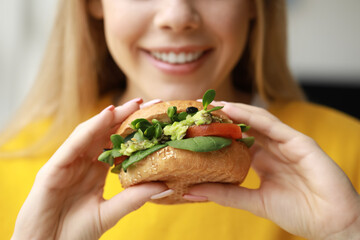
[119,138,158,156]
[164,110,213,140]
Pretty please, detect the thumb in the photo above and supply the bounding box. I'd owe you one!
[186,183,265,217]
[99,182,168,232]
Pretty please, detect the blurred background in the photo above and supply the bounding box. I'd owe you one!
[0,0,359,129]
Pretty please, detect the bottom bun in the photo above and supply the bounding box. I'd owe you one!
[119,141,251,204]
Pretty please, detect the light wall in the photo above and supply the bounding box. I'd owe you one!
[287,0,360,84]
[0,0,58,128]
[1,0,359,128]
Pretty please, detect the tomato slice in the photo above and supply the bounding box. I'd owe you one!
[114,155,128,166]
[185,123,242,139]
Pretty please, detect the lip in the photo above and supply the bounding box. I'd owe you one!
[141,46,213,75]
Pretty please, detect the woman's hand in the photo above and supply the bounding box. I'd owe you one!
[185,102,360,239]
[12,98,168,240]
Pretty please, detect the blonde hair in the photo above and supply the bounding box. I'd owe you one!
[0,0,304,157]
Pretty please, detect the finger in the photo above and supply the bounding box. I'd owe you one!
[112,98,143,127]
[222,102,301,143]
[186,183,265,218]
[205,100,276,120]
[99,182,168,232]
[140,99,162,109]
[50,98,143,166]
[226,102,278,120]
[246,125,322,165]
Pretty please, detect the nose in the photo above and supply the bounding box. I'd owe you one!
[154,0,200,32]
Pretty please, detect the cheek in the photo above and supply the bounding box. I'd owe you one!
[204,0,251,52]
[102,1,152,56]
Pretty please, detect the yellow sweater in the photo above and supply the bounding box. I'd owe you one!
[1,101,359,240]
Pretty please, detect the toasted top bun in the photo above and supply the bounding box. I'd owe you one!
[117,100,251,204]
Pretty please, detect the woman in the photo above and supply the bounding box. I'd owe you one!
[2,0,359,239]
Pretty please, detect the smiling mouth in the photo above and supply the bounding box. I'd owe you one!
[149,51,207,64]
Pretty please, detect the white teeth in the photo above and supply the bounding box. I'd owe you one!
[178,52,186,63]
[150,51,204,64]
[168,52,176,63]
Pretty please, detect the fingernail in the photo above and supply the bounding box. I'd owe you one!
[124,98,143,105]
[141,99,162,108]
[150,189,174,200]
[102,105,115,113]
[183,194,208,202]
[196,99,202,102]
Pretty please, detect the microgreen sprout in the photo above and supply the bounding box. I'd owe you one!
[202,89,223,113]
